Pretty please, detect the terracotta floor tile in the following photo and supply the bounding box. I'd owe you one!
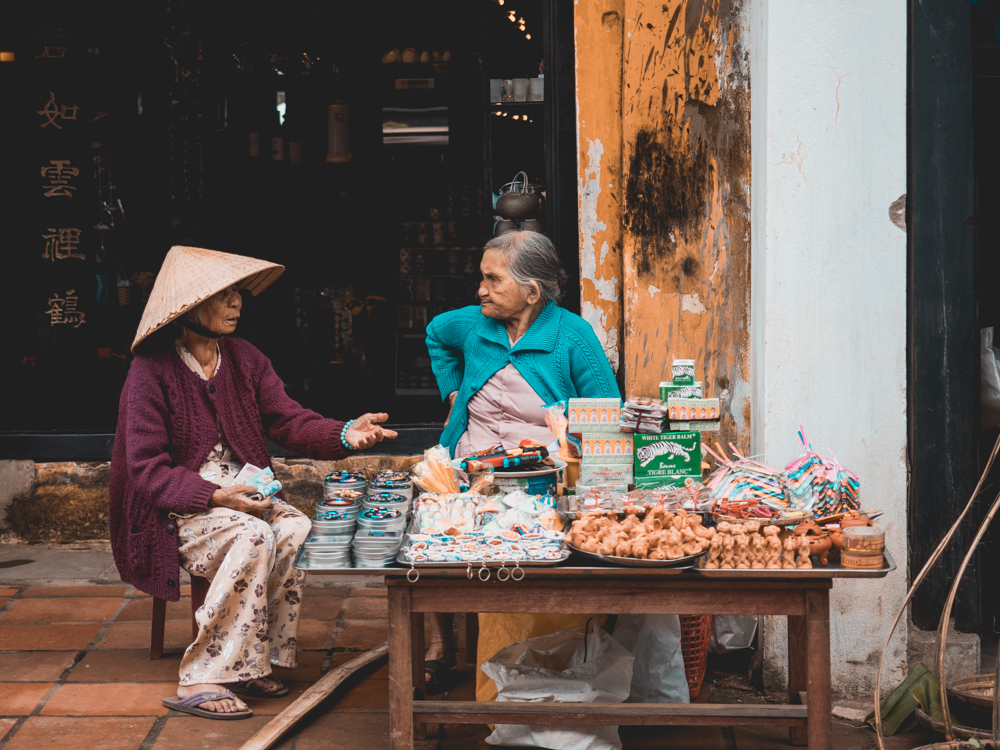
[299,596,344,620]
[270,650,326,683]
[334,620,388,650]
[0,682,56,715]
[0,598,9,610]
[67,650,182,682]
[152,716,291,750]
[0,651,75,681]
[21,586,129,598]
[329,651,389,679]
[115,597,193,622]
[0,587,18,596]
[95,621,192,651]
[344,597,388,619]
[295,620,336,650]
[0,624,102,651]
[0,719,16,742]
[238,681,311,715]
[349,587,387,596]
[41,681,176,716]
[4,716,157,750]
[132,585,191,597]
[295,710,390,749]
[1,597,123,624]
[328,675,389,711]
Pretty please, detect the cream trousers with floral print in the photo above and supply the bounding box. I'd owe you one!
[176,502,310,686]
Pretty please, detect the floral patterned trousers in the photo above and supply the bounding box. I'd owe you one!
[175,502,310,686]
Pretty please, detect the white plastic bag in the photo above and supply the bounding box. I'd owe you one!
[710,614,758,653]
[481,618,634,750]
[612,614,690,703]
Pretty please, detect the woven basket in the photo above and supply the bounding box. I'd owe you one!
[915,707,993,741]
[908,743,999,749]
[948,674,995,709]
[679,614,712,699]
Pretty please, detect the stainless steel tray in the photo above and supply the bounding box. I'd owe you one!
[395,549,570,568]
[566,543,704,568]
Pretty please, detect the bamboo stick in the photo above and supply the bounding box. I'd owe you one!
[239,642,389,750]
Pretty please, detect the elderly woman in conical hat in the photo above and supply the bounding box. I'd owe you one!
[109,246,396,720]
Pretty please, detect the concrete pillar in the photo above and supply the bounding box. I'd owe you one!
[750,0,909,698]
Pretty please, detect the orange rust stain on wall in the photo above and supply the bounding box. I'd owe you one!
[577,0,626,376]
[619,0,751,450]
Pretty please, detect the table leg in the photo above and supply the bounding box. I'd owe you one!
[805,589,832,750]
[388,586,414,750]
[787,613,808,746]
[412,609,426,740]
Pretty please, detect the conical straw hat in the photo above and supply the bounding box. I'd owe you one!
[131,245,284,352]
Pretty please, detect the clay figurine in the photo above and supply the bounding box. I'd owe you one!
[704,534,724,569]
[750,533,766,569]
[721,533,736,569]
[796,536,813,569]
[782,536,798,569]
[764,526,783,569]
[734,533,750,569]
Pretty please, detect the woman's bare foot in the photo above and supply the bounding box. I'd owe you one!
[239,676,285,694]
[177,683,248,713]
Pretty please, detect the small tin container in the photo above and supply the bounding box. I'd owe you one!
[322,488,365,506]
[363,492,409,513]
[843,526,885,556]
[370,476,413,500]
[841,550,885,570]
[323,472,368,497]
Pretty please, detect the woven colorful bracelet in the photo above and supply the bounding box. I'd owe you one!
[340,419,357,451]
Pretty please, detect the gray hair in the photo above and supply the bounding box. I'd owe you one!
[485,231,568,305]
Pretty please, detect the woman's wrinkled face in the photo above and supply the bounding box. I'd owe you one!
[479,249,537,321]
[198,285,242,335]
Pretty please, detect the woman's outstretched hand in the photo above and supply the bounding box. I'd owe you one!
[209,484,271,517]
[345,413,399,450]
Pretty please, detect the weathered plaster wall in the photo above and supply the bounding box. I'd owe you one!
[618,0,752,451]
[750,0,908,699]
[0,456,419,544]
[577,0,626,376]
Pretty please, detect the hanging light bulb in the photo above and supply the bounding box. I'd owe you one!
[525,33,531,39]
[513,115,520,120]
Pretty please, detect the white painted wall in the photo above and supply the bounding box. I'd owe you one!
[750,0,909,698]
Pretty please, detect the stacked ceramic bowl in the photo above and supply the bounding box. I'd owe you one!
[353,507,408,567]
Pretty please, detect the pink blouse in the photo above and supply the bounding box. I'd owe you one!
[454,337,555,457]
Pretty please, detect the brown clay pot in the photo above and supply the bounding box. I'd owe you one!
[792,518,825,537]
[805,534,833,566]
[840,511,872,529]
[829,529,845,552]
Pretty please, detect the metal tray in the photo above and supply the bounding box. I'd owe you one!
[395,548,571,568]
[566,543,704,568]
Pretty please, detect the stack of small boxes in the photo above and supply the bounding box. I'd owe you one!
[568,398,632,492]
[659,359,721,433]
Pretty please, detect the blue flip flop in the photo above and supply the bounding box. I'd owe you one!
[162,691,252,720]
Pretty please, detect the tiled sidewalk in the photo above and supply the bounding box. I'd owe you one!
[0,581,937,750]
[0,582,397,750]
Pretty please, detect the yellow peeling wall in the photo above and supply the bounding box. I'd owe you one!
[577,0,751,450]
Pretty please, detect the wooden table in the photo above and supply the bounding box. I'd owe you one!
[299,553,895,750]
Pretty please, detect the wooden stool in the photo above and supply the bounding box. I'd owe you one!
[149,575,209,660]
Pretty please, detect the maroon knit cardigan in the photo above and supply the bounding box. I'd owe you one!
[109,337,352,601]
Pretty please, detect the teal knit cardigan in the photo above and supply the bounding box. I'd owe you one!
[426,301,621,457]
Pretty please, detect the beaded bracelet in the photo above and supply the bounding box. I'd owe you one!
[340,419,357,451]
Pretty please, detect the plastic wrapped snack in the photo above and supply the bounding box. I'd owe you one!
[411,445,461,494]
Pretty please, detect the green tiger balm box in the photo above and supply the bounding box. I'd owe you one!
[633,431,702,484]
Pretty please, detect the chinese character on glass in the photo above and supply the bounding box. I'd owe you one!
[40,159,79,197]
[41,228,84,261]
[46,290,86,328]
[37,92,79,129]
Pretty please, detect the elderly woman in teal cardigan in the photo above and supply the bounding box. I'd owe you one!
[425,231,619,698]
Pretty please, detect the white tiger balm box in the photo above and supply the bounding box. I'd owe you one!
[633,431,702,485]
[666,398,720,421]
[568,398,622,434]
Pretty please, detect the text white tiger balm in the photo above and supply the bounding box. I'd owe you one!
[633,431,702,488]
